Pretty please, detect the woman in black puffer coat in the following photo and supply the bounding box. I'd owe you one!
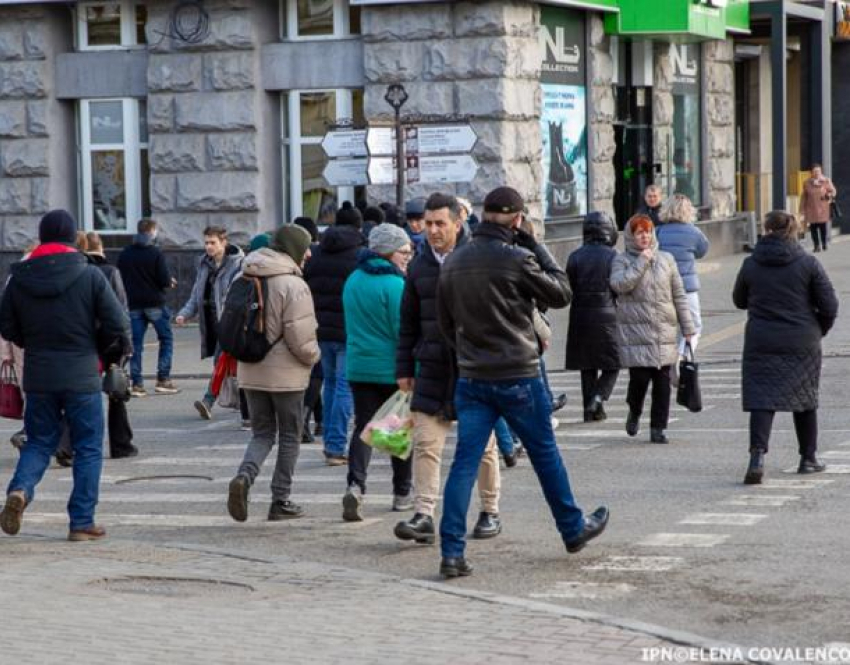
[733,211,838,485]
[565,211,621,422]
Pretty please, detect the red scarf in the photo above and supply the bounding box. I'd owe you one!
[28,243,77,259]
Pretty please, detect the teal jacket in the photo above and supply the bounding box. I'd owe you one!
[343,251,405,384]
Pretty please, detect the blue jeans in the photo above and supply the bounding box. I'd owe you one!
[440,377,585,558]
[130,307,174,386]
[7,392,104,531]
[319,341,352,456]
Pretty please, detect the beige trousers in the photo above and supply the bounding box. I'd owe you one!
[412,411,500,516]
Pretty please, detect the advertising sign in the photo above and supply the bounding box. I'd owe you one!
[540,6,588,221]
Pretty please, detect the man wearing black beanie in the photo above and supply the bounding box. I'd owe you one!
[0,210,130,542]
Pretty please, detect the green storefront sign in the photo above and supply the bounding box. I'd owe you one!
[603,0,749,40]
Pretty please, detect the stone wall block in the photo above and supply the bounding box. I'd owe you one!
[654,47,673,93]
[0,179,30,214]
[362,5,452,42]
[592,125,616,162]
[709,127,735,159]
[22,24,46,59]
[26,100,47,136]
[148,54,202,92]
[707,62,733,95]
[175,92,255,132]
[0,102,27,137]
[154,212,210,246]
[423,38,538,82]
[1,216,36,248]
[364,82,454,119]
[1,138,48,176]
[207,133,257,170]
[30,177,48,213]
[0,25,23,60]
[471,160,541,208]
[150,174,177,212]
[0,62,47,98]
[206,13,255,50]
[709,156,735,190]
[704,39,733,64]
[458,79,539,119]
[592,163,616,201]
[710,190,735,218]
[204,52,254,90]
[176,172,258,211]
[590,85,615,123]
[708,93,734,125]
[363,42,426,83]
[653,92,674,127]
[148,95,175,132]
[452,2,537,38]
[590,47,613,87]
[472,120,538,163]
[149,134,205,172]
[589,14,607,48]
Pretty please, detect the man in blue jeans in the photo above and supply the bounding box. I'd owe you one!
[436,187,609,578]
[117,218,179,397]
[0,210,130,541]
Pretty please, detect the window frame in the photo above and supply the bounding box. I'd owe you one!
[79,98,149,234]
[280,0,358,42]
[77,1,146,51]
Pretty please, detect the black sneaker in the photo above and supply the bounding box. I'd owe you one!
[268,499,304,520]
[227,474,250,522]
[394,512,435,544]
[472,512,502,539]
[564,506,610,553]
[551,393,568,413]
[111,445,139,459]
[625,411,640,437]
[440,557,473,579]
[798,455,827,474]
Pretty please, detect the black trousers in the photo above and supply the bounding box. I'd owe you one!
[810,222,829,249]
[580,369,620,410]
[347,381,412,497]
[627,366,672,429]
[749,409,817,458]
[56,397,134,458]
[303,367,323,425]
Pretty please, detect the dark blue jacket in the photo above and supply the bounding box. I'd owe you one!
[117,234,172,309]
[656,222,710,292]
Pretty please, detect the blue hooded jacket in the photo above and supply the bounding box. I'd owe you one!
[656,222,710,292]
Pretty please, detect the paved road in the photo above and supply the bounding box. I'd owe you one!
[2,236,850,663]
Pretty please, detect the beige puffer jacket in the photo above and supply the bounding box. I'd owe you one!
[610,225,695,368]
[237,248,321,392]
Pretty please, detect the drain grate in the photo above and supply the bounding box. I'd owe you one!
[92,576,254,597]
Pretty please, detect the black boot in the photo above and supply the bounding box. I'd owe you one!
[589,395,606,422]
[798,455,826,474]
[471,512,502,539]
[626,410,640,437]
[302,421,315,443]
[394,512,435,544]
[440,557,473,578]
[650,428,669,444]
[551,393,568,413]
[744,451,765,484]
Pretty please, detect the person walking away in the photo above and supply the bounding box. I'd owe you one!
[565,211,621,422]
[227,226,320,522]
[610,215,695,444]
[638,184,664,228]
[657,194,710,367]
[175,226,244,420]
[733,211,838,484]
[394,193,502,544]
[303,205,366,465]
[341,224,414,521]
[294,217,323,442]
[116,218,179,397]
[437,186,609,579]
[0,210,129,541]
[799,163,837,252]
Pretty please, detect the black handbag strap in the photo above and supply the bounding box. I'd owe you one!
[683,341,696,363]
[1,360,19,385]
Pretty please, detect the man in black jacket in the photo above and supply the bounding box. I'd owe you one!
[436,187,609,578]
[117,218,178,397]
[303,203,365,465]
[0,210,130,541]
[394,193,502,545]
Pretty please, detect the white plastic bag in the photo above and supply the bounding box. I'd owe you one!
[362,390,413,460]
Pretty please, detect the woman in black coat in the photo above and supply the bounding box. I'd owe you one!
[733,211,838,484]
[565,211,621,421]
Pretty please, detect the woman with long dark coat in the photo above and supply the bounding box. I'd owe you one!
[733,211,838,484]
[565,211,620,421]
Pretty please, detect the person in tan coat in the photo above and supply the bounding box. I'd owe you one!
[611,215,695,444]
[799,164,837,252]
[227,225,321,523]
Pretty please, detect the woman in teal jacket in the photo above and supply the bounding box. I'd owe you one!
[341,223,414,522]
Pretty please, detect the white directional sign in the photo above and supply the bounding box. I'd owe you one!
[321,129,368,159]
[368,154,478,185]
[409,125,478,155]
[365,127,395,156]
[323,158,369,187]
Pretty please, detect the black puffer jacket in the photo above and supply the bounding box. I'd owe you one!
[0,252,130,394]
[397,232,468,419]
[303,225,365,343]
[438,222,571,380]
[565,214,620,370]
[733,236,838,412]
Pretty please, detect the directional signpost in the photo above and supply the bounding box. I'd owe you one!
[367,155,479,186]
[321,129,368,159]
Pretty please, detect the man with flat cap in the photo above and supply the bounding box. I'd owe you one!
[436,186,609,578]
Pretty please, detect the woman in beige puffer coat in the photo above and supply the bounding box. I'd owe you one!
[610,214,695,444]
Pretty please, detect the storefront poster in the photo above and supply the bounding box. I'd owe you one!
[540,7,587,221]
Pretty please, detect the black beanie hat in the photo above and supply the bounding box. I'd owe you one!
[363,206,385,225]
[335,201,363,229]
[39,209,77,244]
[293,216,319,243]
[380,203,403,228]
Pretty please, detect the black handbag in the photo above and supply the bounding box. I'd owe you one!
[830,199,843,220]
[676,343,702,413]
[102,362,130,402]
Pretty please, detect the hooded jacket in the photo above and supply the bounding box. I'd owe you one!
[116,233,172,309]
[303,224,366,344]
[0,251,130,393]
[733,235,838,411]
[88,253,128,309]
[656,221,710,293]
[236,248,321,393]
[565,214,620,371]
[610,224,695,368]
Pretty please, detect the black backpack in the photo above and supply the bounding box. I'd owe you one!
[217,276,281,363]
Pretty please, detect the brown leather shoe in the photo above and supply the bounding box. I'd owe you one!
[0,490,26,536]
[68,525,106,542]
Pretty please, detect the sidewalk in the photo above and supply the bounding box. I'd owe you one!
[0,537,756,665]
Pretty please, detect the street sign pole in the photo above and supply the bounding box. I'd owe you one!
[384,84,409,208]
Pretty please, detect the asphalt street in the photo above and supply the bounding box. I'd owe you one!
[2,235,850,661]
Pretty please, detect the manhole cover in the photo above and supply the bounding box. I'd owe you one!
[115,475,213,485]
[92,576,254,597]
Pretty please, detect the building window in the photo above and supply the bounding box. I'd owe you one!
[670,43,703,205]
[282,89,365,224]
[281,0,360,40]
[77,1,147,50]
[79,99,150,233]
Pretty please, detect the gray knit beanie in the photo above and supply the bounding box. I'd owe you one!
[369,223,411,256]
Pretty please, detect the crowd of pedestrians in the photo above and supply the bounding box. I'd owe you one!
[0,180,839,578]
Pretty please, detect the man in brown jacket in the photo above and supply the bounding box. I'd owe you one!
[227,225,321,522]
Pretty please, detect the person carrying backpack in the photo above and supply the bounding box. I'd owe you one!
[226,225,321,522]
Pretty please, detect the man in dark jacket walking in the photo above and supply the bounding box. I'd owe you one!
[394,193,502,545]
[117,218,178,397]
[303,204,366,465]
[0,210,130,541]
[436,187,609,578]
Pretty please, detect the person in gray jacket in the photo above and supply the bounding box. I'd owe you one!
[175,226,244,420]
[611,214,695,444]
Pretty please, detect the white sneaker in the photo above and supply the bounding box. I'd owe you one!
[392,494,414,512]
[342,486,363,522]
[551,417,560,430]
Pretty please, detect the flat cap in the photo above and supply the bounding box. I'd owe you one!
[483,187,524,215]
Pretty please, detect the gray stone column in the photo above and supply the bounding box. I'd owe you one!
[588,15,615,220]
[704,39,736,218]
[361,1,544,224]
[653,44,675,200]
